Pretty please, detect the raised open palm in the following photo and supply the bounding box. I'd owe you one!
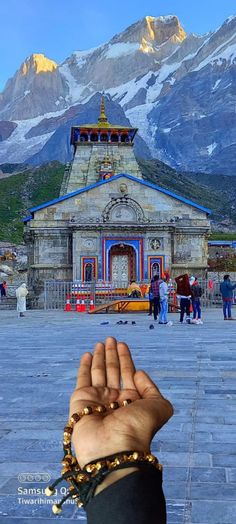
[70,337,173,468]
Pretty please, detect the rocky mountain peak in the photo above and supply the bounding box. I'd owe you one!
[20,53,58,76]
[111,14,186,50]
[144,15,186,45]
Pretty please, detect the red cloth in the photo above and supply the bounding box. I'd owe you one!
[208,279,214,290]
[175,274,191,296]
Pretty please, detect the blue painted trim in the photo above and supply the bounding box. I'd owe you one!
[208,240,235,246]
[22,215,32,223]
[28,173,211,215]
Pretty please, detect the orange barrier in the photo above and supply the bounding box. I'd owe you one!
[89,296,95,311]
[64,295,72,312]
[75,295,81,312]
[80,296,86,313]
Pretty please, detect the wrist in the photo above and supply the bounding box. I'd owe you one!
[94,467,139,496]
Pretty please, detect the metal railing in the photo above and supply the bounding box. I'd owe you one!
[43,279,236,311]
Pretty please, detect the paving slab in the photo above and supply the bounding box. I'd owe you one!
[0,308,236,523]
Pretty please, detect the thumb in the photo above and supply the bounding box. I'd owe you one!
[134,370,174,423]
[134,370,164,400]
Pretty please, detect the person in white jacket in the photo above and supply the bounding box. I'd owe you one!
[159,277,169,324]
[16,283,28,317]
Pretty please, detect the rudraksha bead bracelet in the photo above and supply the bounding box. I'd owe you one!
[45,399,162,514]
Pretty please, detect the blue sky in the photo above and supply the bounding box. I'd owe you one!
[0,0,235,91]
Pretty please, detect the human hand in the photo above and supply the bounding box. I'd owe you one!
[70,337,173,469]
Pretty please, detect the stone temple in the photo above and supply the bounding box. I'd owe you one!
[24,97,211,305]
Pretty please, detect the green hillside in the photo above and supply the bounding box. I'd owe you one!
[0,159,235,243]
[0,162,64,243]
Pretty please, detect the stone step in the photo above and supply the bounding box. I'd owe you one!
[0,298,17,310]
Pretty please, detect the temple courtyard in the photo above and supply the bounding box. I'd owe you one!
[0,308,235,524]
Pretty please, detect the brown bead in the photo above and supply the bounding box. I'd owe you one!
[83,406,93,415]
[63,432,72,440]
[70,413,80,424]
[63,454,73,463]
[52,504,62,514]
[76,473,88,483]
[94,462,102,471]
[122,399,132,406]
[45,486,55,496]
[63,438,71,446]
[146,454,155,463]
[109,402,119,410]
[64,426,73,434]
[86,463,97,473]
[61,459,70,467]
[94,405,106,413]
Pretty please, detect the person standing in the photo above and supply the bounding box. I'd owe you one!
[220,274,236,320]
[0,281,7,299]
[127,281,142,298]
[16,283,28,317]
[148,278,154,316]
[191,277,203,324]
[151,275,160,321]
[159,276,169,324]
[175,274,192,324]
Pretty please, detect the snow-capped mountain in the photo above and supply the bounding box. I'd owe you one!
[0,14,235,174]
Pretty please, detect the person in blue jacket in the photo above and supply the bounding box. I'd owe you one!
[220,274,236,320]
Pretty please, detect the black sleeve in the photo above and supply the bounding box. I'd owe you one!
[85,467,166,524]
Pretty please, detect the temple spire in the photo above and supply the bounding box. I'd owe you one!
[97,95,110,126]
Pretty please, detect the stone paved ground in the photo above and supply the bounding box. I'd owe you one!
[0,308,236,524]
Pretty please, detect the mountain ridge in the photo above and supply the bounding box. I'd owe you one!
[0,14,235,173]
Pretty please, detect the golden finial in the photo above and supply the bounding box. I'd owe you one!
[98,95,110,126]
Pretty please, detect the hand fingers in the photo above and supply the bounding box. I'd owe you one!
[91,342,106,387]
[105,337,120,389]
[117,342,136,390]
[134,370,164,400]
[134,370,174,421]
[76,352,92,389]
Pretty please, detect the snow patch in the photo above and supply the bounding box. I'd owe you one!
[0,109,66,163]
[194,34,236,70]
[207,142,217,155]
[126,102,156,155]
[225,15,236,24]
[104,42,139,59]
[157,15,176,23]
[24,90,30,96]
[59,62,88,104]
[212,79,221,91]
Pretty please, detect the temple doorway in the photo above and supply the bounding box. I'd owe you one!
[109,244,136,284]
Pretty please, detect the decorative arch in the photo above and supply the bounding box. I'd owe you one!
[102,197,147,223]
[90,133,98,142]
[111,133,118,142]
[80,133,88,142]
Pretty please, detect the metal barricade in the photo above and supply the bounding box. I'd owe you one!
[43,279,235,311]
